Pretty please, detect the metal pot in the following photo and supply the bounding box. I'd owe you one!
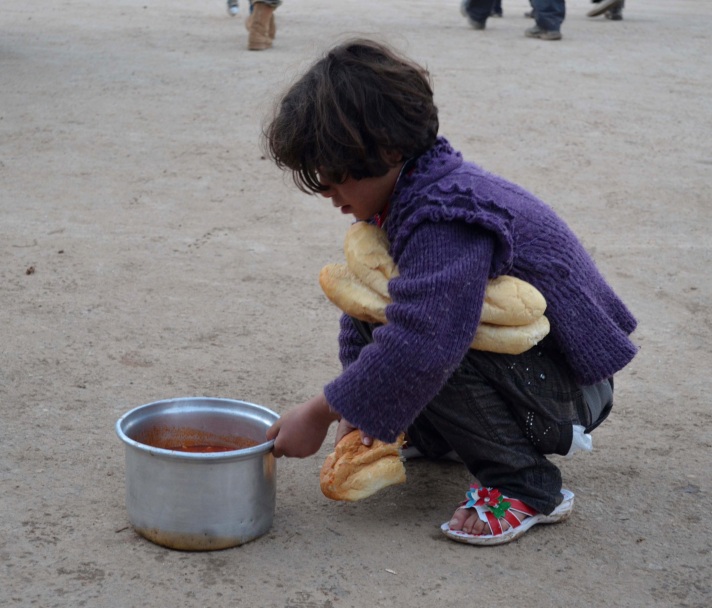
[115,397,279,551]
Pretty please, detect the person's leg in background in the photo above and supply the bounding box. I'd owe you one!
[227,0,240,17]
[247,0,281,50]
[526,0,565,40]
[588,0,625,21]
[460,0,497,30]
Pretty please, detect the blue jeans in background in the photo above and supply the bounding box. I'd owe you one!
[531,0,566,31]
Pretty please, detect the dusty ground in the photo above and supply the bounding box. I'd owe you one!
[1,0,711,606]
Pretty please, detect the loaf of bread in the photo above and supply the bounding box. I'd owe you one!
[319,263,388,325]
[320,222,550,353]
[320,432,406,501]
[471,314,551,355]
[481,275,547,327]
[341,222,547,327]
[343,221,399,300]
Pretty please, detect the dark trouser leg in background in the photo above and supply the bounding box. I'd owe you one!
[530,0,566,32]
[461,0,497,27]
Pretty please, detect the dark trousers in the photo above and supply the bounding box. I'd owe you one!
[406,337,612,515]
[349,319,612,515]
[530,0,566,31]
[461,0,497,23]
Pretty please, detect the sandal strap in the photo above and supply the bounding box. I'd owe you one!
[507,498,537,517]
[463,485,537,534]
[484,510,503,535]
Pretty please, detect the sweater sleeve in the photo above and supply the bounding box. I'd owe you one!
[323,221,495,442]
[337,312,367,369]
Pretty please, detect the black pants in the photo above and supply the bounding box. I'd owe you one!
[351,318,613,515]
[462,0,498,23]
[409,339,614,514]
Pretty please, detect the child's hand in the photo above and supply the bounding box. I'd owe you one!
[266,393,340,458]
[334,418,373,448]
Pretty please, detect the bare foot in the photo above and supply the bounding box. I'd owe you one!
[446,486,535,536]
[442,488,575,546]
[447,505,531,535]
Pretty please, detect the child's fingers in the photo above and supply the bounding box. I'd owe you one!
[265,417,281,441]
[334,419,358,446]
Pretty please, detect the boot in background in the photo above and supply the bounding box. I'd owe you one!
[247,2,276,50]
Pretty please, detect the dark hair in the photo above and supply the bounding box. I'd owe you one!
[264,38,439,194]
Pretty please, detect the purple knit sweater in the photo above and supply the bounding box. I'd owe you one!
[323,137,637,443]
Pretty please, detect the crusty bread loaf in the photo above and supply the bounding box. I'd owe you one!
[342,222,546,327]
[481,275,547,327]
[320,223,551,353]
[319,263,388,324]
[320,431,406,501]
[320,262,549,352]
[343,222,399,300]
[471,314,551,355]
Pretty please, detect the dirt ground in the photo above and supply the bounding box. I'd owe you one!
[1,0,711,606]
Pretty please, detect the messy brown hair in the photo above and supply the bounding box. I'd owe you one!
[264,38,439,193]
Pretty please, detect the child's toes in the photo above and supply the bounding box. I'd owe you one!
[462,512,487,535]
[449,508,483,534]
[447,508,469,531]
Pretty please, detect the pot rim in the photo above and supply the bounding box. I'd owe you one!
[115,396,279,462]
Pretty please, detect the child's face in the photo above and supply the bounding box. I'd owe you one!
[318,163,404,221]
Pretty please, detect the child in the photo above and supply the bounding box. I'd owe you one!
[264,39,637,545]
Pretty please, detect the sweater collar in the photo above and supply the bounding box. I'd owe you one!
[391,136,463,200]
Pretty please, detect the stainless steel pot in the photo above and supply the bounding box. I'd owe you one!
[115,397,279,551]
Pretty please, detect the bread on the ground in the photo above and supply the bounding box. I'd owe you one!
[320,431,406,501]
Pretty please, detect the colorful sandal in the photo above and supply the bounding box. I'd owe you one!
[440,485,575,546]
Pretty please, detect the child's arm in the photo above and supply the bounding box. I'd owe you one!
[337,311,368,369]
[266,392,341,458]
[324,221,495,443]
